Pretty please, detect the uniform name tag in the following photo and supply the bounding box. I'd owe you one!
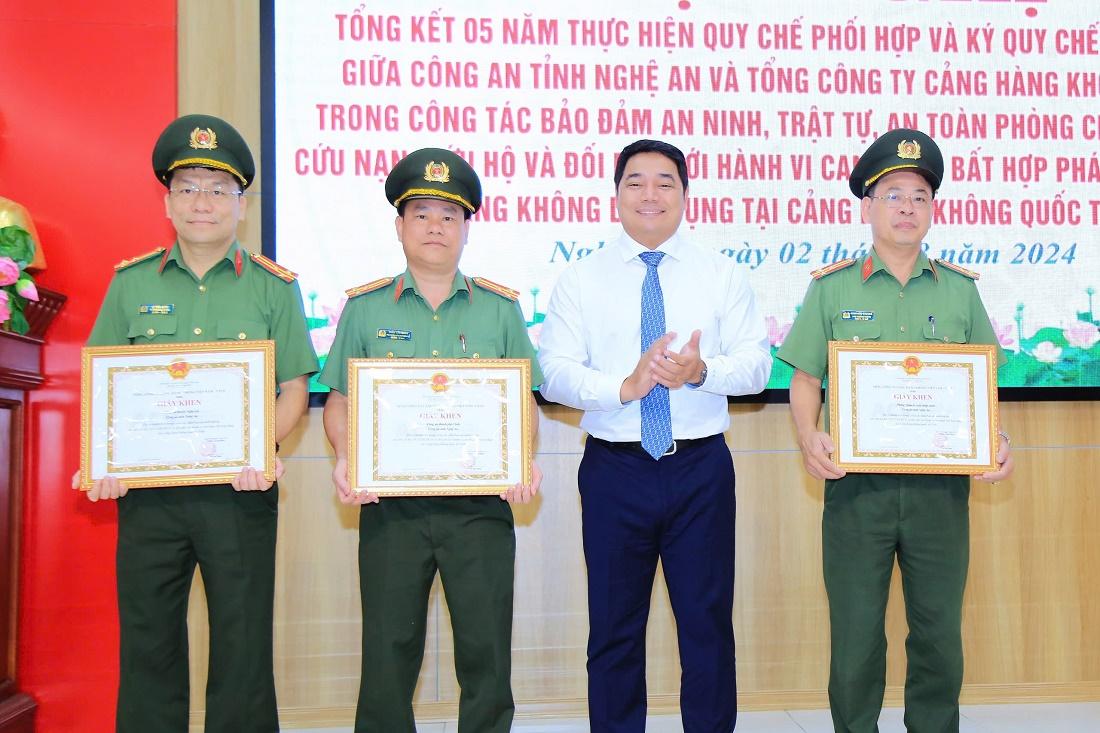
[840,310,874,321]
[376,328,412,340]
[138,304,175,315]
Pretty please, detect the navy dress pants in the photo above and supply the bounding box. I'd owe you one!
[579,435,737,733]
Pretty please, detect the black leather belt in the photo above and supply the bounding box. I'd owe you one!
[587,434,722,458]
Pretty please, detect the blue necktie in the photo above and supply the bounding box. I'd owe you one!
[638,251,672,460]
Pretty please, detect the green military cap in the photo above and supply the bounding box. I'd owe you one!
[385,148,482,215]
[152,114,255,190]
[849,128,943,198]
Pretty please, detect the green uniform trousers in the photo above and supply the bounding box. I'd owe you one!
[823,473,969,733]
[355,496,516,733]
[116,483,280,733]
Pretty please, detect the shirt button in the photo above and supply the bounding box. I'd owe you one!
[900,326,906,333]
[898,292,904,299]
[472,353,480,359]
[193,327,203,335]
[943,336,949,342]
[238,332,247,340]
[852,336,860,342]
[432,349,440,356]
[386,351,394,357]
[198,285,206,293]
[433,314,439,321]
[146,328,155,336]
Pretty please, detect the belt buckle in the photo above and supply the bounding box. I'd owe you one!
[662,440,678,457]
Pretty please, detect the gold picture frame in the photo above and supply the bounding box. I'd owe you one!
[347,358,533,496]
[79,340,276,489]
[827,341,999,474]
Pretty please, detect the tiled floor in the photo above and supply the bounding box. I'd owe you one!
[290,701,1100,732]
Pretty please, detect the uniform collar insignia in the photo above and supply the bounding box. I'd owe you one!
[861,255,874,282]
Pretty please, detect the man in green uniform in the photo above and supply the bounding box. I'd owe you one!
[777,129,1014,733]
[72,114,318,732]
[319,148,542,733]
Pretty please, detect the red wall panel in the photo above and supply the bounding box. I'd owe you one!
[0,2,176,731]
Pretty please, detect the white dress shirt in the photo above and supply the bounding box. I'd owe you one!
[538,231,772,441]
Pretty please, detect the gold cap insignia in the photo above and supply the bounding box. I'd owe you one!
[897,140,921,160]
[189,127,219,150]
[423,161,450,183]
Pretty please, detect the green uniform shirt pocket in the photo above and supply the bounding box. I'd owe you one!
[460,338,501,360]
[922,318,967,344]
[127,314,178,341]
[831,316,881,343]
[217,319,269,341]
[374,338,417,358]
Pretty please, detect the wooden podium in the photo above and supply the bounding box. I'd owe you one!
[0,288,65,733]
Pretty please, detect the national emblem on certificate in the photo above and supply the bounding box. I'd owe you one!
[347,358,533,496]
[79,341,277,489]
[827,341,1000,474]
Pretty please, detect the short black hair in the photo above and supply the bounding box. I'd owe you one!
[613,139,689,191]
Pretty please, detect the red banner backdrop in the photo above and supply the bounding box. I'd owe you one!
[0,2,176,730]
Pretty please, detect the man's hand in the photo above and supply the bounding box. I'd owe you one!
[974,435,1014,483]
[72,470,127,502]
[620,333,677,403]
[500,462,542,504]
[653,329,704,389]
[796,430,846,481]
[231,456,284,492]
[332,456,379,504]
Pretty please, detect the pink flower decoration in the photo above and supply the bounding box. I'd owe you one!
[989,317,1015,350]
[766,316,791,347]
[1033,341,1062,364]
[310,326,337,357]
[15,276,38,301]
[0,257,19,286]
[1064,322,1100,350]
[0,290,10,323]
[322,297,347,326]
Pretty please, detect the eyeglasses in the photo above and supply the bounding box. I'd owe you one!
[870,192,931,209]
[169,186,243,201]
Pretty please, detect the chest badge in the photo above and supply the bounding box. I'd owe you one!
[376,328,412,341]
[139,304,175,315]
[840,310,875,321]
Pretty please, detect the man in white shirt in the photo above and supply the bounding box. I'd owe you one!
[538,139,771,733]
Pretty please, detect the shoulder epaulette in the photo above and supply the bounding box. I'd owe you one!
[810,258,857,280]
[472,276,519,301]
[249,253,297,283]
[114,247,166,271]
[934,258,980,280]
[345,277,394,299]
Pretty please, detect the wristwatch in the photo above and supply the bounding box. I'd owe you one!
[688,362,708,388]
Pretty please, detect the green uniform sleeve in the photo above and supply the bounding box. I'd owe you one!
[318,297,365,394]
[86,275,131,347]
[271,279,320,384]
[776,279,831,379]
[502,300,543,388]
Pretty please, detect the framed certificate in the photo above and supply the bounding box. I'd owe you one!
[79,341,276,489]
[827,341,999,474]
[347,358,533,496]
